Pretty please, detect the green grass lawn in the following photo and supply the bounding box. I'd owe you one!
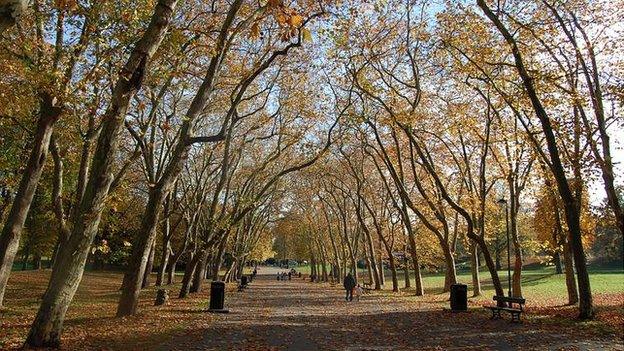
[290,263,624,301]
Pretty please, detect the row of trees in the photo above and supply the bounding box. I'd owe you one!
[0,0,621,347]
[0,0,345,347]
[272,0,622,320]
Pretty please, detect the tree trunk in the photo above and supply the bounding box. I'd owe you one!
[510,187,523,298]
[190,249,209,293]
[21,250,29,270]
[320,255,328,282]
[406,231,423,296]
[142,240,156,289]
[223,260,235,283]
[25,2,179,346]
[563,237,579,305]
[471,243,481,297]
[495,240,502,271]
[412,251,424,296]
[156,240,170,286]
[156,208,171,286]
[179,252,197,298]
[403,256,410,289]
[365,230,381,289]
[364,245,373,285]
[477,237,505,298]
[512,243,523,298]
[310,256,316,280]
[0,100,60,307]
[212,238,227,281]
[167,253,179,285]
[387,254,399,293]
[554,251,563,274]
[377,241,385,286]
[117,189,165,316]
[33,254,42,270]
[441,242,457,293]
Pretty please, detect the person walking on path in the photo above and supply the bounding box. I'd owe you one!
[354,284,364,302]
[343,273,356,301]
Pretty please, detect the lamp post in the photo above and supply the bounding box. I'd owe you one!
[497,198,511,298]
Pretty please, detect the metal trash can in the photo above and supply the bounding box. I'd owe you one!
[241,275,248,286]
[450,284,468,311]
[208,281,228,313]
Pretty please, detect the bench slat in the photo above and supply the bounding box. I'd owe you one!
[493,295,526,304]
[485,306,522,313]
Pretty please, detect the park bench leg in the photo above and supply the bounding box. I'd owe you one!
[490,309,502,320]
[511,312,521,323]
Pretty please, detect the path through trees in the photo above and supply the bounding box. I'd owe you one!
[158,267,619,351]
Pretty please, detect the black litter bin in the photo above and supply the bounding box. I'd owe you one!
[208,281,228,313]
[450,284,467,311]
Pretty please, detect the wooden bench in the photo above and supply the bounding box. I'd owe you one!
[484,295,526,322]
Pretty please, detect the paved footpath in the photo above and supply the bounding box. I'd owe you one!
[158,267,623,351]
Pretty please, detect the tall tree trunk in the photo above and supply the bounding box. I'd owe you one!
[377,240,385,286]
[553,251,563,274]
[142,240,156,289]
[387,254,399,293]
[118,189,165,316]
[412,250,423,295]
[365,253,373,285]
[179,251,197,298]
[25,2,179,346]
[563,237,579,305]
[320,253,329,282]
[156,202,171,286]
[156,240,170,286]
[477,237,505,298]
[0,98,61,307]
[471,243,481,297]
[364,228,381,289]
[310,256,316,280]
[403,255,410,289]
[167,252,180,285]
[441,242,457,293]
[212,238,227,281]
[377,233,398,292]
[21,250,29,270]
[510,182,523,298]
[406,230,423,295]
[190,249,209,293]
[33,254,42,270]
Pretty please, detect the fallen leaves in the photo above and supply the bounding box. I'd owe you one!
[1,269,622,350]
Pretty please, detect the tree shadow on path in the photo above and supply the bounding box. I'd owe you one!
[156,271,622,351]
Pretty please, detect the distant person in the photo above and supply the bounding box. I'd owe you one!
[354,284,364,302]
[343,273,356,301]
[288,272,292,280]
[253,268,257,277]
